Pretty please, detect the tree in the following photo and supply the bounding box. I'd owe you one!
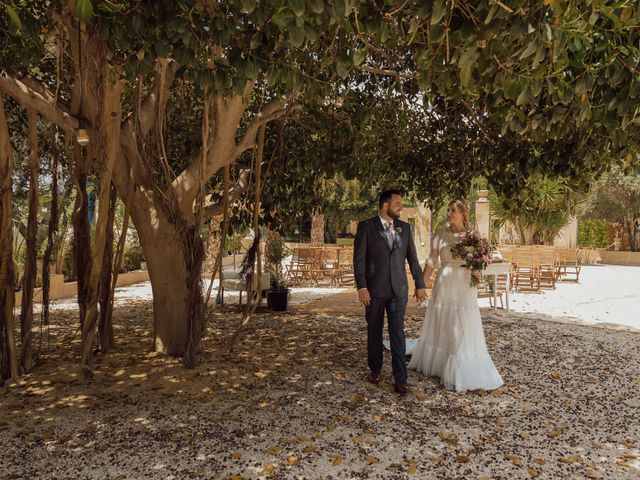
[580,165,640,251]
[0,1,354,364]
[489,174,583,245]
[1,0,639,371]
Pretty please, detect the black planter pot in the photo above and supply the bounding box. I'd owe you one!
[268,288,289,311]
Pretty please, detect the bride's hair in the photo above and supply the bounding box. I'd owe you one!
[448,199,471,230]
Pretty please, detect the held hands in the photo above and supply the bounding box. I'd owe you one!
[358,288,372,306]
[414,288,428,303]
[471,270,481,281]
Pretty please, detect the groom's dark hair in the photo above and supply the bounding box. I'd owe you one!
[379,189,403,209]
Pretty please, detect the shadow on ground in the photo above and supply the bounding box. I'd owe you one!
[1,293,639,479]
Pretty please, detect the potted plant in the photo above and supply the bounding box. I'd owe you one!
[264,229,291,311]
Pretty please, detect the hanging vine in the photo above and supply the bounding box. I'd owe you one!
[19,108,40,373]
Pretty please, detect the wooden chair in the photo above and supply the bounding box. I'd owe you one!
[315,248,338,285]
[477,279,505,308]
[512,247,541,293]
[494,245,515,293]
[334,247,355,286]
[537,246,557,290]
[286,248,317,286]
[556,248,581,282]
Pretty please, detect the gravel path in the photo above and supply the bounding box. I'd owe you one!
[1,288,638,479]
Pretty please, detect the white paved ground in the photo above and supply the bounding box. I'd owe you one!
[477,265,640,331]
[52,265,640,331]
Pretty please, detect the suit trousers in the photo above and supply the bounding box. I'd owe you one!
[365,296,408,382]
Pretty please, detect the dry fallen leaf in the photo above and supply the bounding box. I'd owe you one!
[266,447,282,455]
[332,455,342,466]
[287,456,299,465]
[528,468,540,477]
[438,431,459,445]
[365,455,380,464]
[533,458,546,465]
[456,455,470,463]
[547,429,562,438]
[559,454,581,464]
[505,454,524,466]
[407,465,417,474]
[584,468,599,479]
[262,464,276,476]
[231,451,242,460]
[302,445,316,453]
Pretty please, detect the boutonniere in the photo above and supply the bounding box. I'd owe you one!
[396,226,403,235]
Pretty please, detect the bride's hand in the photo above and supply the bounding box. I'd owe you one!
[414,288,428,302]
[471,270,481,280]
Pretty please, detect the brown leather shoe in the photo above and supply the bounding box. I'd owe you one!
[394,381,409,395]
[367,370,382,385]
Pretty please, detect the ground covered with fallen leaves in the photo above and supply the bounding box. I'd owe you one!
[1,287,639,480]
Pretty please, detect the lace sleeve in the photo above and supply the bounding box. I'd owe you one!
[426,231,440,269]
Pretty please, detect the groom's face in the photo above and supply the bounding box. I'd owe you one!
[385,194,403,220]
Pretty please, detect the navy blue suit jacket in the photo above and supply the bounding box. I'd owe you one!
[353,216,425,298]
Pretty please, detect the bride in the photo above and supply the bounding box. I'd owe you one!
[408,199,503,392]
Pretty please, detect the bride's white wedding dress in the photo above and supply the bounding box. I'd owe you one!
[408,227,503,392]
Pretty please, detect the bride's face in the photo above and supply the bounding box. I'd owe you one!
[447,204,463,225]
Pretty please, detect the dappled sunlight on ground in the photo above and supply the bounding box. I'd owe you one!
[0,285,638,479]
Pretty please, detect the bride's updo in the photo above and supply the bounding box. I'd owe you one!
[448,199,471,230]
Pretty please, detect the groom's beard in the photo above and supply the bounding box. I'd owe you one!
[388,210,401,220]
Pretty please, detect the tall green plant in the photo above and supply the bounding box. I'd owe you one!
[490,175,583,245]
[580,165,640,251]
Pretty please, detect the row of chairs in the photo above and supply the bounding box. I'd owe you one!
[495,245,581,293]
[286,247,355,287]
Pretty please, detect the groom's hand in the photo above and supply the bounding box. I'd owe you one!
[358,288,371,306]
[414,288,428,302]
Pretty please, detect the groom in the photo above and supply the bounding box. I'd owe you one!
[353,189,427,395]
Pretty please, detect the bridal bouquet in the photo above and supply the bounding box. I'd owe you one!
[450,231,493,287]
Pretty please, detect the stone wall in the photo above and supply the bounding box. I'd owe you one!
[598,250,640,266]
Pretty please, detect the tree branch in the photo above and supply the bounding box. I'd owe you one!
[0,71,78,132]
[358,65,417,79]
[121,59,179,136]
[203,168,251,221]
[233,93,301,159]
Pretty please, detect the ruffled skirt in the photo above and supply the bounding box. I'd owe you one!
[408,265,503,392]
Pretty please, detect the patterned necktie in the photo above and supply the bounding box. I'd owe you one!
[384,222,394,249]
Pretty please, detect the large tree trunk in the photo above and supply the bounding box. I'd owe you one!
[129,192,189,354]
[0,94,19,381]
[19,108,40,373]
[311,208,325,245]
